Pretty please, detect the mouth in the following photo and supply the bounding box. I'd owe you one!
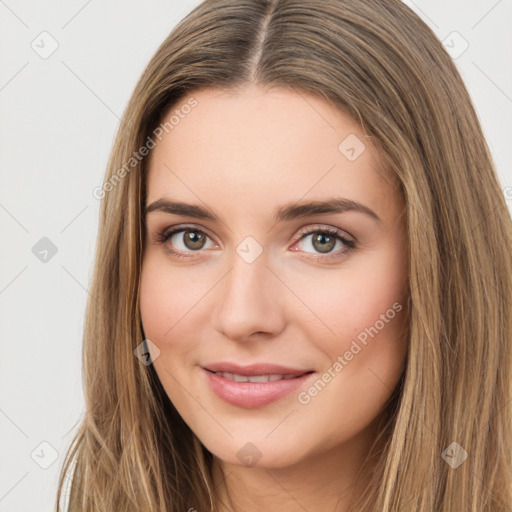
[204,369,312,382]
[201,365,316,408]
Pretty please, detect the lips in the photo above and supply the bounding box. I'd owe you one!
[201,362,315,408]
[211,372,300,382]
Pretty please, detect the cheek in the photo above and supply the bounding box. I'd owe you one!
[288,247,407,355]
[296,267,407,438]
[139,256,204,420]
[139,253,212,342]
[139,259,172,342]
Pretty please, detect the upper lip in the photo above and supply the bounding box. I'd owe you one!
[203,362,313,376]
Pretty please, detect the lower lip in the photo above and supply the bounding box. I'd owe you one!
[202,368,315,408]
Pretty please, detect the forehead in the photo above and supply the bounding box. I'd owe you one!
[145,85,402,223]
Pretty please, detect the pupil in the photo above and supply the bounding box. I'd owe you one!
[313,233,335,253]
[185,231,205,250]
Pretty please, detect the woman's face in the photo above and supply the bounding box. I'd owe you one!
[140,85,409,470]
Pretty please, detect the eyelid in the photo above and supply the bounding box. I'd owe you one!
[293,223,356,243]
[154,223,355,244]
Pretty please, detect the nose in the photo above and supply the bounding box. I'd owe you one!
[213,248,286,342]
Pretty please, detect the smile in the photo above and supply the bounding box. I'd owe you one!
[210,371,306,382]
[201,366,316,408]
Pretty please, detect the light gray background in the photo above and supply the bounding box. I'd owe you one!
[0,1,511,510]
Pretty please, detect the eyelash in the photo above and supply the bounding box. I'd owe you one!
[151,224,357,262]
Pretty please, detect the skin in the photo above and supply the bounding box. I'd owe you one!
[140,84,409,511]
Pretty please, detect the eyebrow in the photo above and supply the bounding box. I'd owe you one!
[144,197,381,223]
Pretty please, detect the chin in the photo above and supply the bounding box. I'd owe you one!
[202,436,309,470]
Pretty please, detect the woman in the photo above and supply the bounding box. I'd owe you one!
[56,0,512,510]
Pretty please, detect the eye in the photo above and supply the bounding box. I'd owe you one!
[152,225,217,258]
[152,224,356,261]
[291,226,356,260]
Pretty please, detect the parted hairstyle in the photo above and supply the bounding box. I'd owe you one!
[56,0,512,510]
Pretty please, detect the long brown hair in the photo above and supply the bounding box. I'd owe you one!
[56,0,512,510]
